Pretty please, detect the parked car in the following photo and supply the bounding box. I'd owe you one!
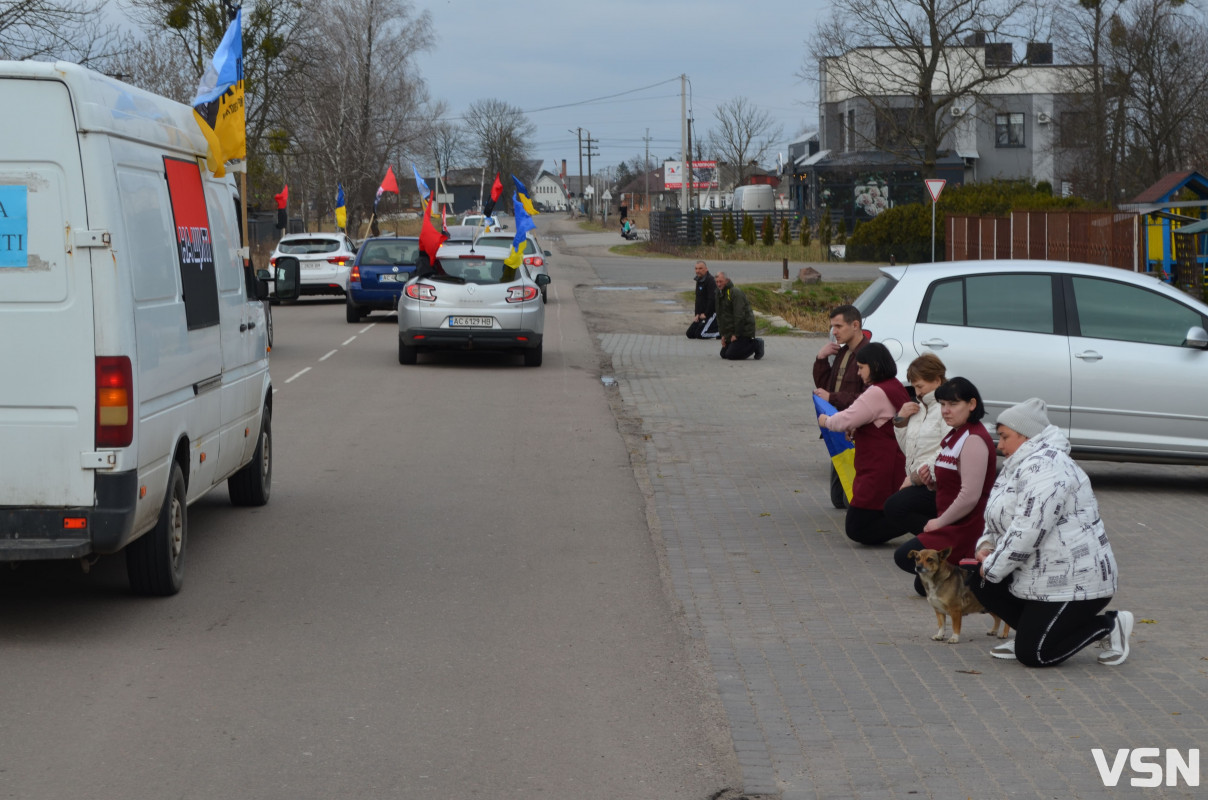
[857,259,1208,464]
[346,236,420,322]
[474,231,552,302]
[270,232,358,296]
[396,243,551,366]
[459,214,504,232]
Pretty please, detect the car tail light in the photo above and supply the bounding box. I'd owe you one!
[270,256,278,266]
[523,255,544,268]
[405,283,437,301]
[349,264,361,283]
[96,356,133,447]
[328,256,350,265]
[505,286,539,303]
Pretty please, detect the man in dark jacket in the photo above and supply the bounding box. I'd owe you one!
[686,260,720,339]
[812,303,869,507]
[715,271,764,360]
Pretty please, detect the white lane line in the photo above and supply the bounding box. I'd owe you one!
[342,336,357,346]
[319,350,338,361]
[358,324,374,334]
[285,367,311,383]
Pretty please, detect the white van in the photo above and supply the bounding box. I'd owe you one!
[0,61,299,595]
[731,184,775,211]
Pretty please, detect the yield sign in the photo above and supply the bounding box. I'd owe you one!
[925,179,946,202]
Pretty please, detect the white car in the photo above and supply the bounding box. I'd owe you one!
[396,242,551,366]
[474,231,552,302]
[270,232,358,296]
[857,259,1208,463]
[459,214,504,232]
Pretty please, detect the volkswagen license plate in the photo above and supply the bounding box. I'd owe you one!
[449,316,492,327]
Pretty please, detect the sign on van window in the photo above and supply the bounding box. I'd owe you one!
[0,185,29,268]
[163,157,220,329]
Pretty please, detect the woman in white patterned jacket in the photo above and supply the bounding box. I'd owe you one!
[971,397,1135,667]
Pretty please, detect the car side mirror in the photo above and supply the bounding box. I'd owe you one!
[1185,326,1208,349]
[535,274,551,287]
[273,256,301,301]
[544,250,551,257]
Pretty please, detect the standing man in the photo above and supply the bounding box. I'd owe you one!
[715,271,765,360]
[813,304,869,507]
[687,261,720,340]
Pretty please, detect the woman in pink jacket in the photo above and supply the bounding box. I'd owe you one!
[816,342,911,544]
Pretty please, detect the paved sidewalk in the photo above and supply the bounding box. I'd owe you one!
[597,332,1208,800]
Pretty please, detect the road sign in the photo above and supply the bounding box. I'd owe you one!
[925,179,946,202]
[601,189,612,202]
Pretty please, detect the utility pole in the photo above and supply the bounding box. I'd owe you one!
[680,74,689,215]
[643,128,651,213]
[571,127,584,216]
[585,132,599,219]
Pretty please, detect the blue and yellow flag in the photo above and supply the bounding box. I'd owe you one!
[512,174,539,215]
[335,183,347,230]
[813,395,855,502]
[191,9,245,178]
[511,191,535,251]
[412,164,430,200]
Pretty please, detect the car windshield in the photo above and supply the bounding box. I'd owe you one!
[432,257,514,284]
[360,240,419,265]
[279,238,341,255]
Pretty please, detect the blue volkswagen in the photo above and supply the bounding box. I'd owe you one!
[346,236,421,322]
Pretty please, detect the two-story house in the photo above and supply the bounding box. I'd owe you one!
[796,39,1092,231]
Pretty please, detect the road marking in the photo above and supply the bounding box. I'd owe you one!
[342,336,357,346]
[359,324,374,334]
[285,367,311,383]
[319,350,337,361]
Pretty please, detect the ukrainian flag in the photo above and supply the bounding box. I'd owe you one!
[191,9,245,178]
[512,175,539,215]
[813,395,855,502]
[335,183,346,231]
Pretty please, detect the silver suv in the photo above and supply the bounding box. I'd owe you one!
[857,260,1208,464]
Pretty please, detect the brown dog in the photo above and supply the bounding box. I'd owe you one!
[909,547,1010,643]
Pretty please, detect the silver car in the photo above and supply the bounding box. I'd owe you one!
[857,259,1208,464]
[397,243,551,366]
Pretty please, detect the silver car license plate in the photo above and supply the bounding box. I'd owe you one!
[449,316,492,327]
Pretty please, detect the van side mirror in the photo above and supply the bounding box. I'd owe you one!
[273,256,301,301]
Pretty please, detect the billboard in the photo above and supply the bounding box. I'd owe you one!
[664,160,718,190]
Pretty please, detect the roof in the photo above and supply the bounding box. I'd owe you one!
[1130,171,1208,204]
[1174,218,1208,235]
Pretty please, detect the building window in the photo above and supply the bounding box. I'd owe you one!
[995,112,1025,147]
[847,109,856,150]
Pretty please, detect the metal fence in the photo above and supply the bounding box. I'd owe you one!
[650,209,818,246]
[946,211,1146,271]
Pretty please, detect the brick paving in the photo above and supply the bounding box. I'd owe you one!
[597,332,1208,800]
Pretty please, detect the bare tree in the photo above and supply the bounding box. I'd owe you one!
[106,29,198,103]
[427,114,467,183]
[0,0,121,64]
[463,98,535,209]
[803,0,1049,176]
[707,97,783,188]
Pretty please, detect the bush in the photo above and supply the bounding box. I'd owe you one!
[780,217,791,245]
[761,215,775,246]
[819,208,833,253]
[742,214,756,245]
[723,212,737,244]
[702,214,715,245]
[799,221,811,248]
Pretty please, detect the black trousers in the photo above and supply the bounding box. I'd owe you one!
[970,574,1115,667]
[881,484,936,543]
[719,337,757,360]
[686,315,720,339]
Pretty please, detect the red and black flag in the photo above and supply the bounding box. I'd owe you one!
[482,173,503,217]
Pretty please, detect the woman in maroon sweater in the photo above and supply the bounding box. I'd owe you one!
[892,377,996,594]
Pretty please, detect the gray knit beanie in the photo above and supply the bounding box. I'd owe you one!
[995,397,1050,438]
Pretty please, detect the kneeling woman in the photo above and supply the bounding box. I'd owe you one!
[816,342,910,543]
[891,377,996,593]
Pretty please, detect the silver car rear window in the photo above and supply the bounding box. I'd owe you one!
[279,239,341,254]
[436,258,512,284]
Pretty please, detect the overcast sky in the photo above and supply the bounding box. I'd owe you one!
[422,0,830,178]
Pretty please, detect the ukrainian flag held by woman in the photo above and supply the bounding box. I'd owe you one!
[192,9,245,178]
[813,395,855,503]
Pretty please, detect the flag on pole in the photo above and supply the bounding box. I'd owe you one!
[411,164,431,200]
[191,8,245,178]
[511,191,535,249]
[335,183,347,230]
[274,185,288,229]
[375,166,399,209]
[419,190,449,263]
[813,395,855,503]
[482,173,503,217]
[512,174,539,215]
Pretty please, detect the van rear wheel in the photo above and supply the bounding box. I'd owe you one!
[127,462,186,596]
[229,409,272,506]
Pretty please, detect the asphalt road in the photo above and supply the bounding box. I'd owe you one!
[0,268,738,798]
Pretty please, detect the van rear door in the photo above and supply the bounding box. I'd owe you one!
[0,77,96,507]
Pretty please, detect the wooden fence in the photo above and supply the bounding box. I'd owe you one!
[946,211,1146,271]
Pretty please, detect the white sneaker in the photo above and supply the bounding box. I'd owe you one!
[991,639,1016,660]
[1098,610,1134,666]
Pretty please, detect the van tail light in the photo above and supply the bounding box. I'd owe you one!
[505,286,539,303]
[523,255,544,268]
[349,264,361,283]
[96,356,133,448]
[405,283,437,302]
